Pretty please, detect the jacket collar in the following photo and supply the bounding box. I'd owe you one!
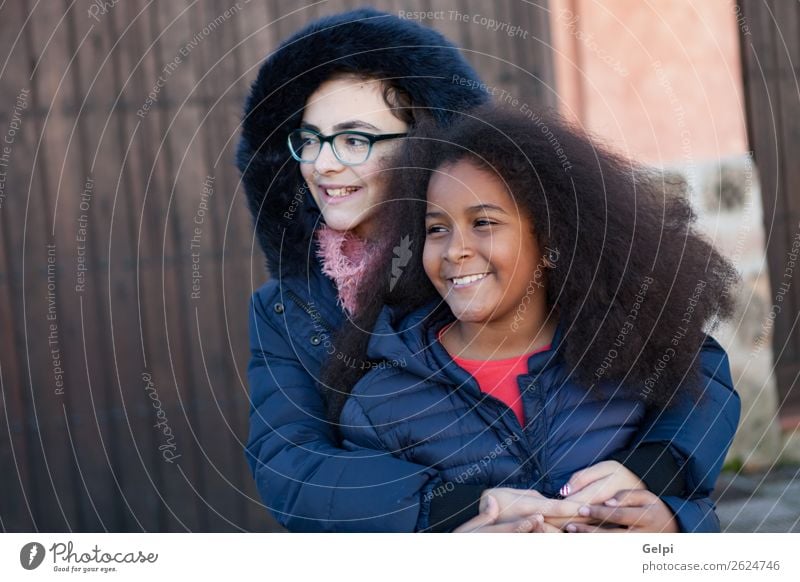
[426,317,566,387]
[366,302,565,387]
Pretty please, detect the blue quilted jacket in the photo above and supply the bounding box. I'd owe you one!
[339,303,740,532]
[247,268,740,531]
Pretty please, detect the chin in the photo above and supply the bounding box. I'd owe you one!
[447,304,493,324]
[321,212,367,233]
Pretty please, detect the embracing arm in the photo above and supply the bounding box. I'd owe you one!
[246,291,441,532]
[461,337,739,533]
[609,336,740,531]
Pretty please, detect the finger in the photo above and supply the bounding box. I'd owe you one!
[581,504,649,528]
[563,478,610,505]
[498,497,583,522]
[562,461,616,496]
[540,521,564,533]
[453,513,494,533]
[565,522,628,533]
[524,498,584,518]
[528,514,546,533]
[480,517,538,533]
[482,494,500,519]
[544,515,593,529]
[453,496,499,532]
[604,489,658,508]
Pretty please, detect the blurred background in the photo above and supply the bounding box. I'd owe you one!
[0,0,797,532]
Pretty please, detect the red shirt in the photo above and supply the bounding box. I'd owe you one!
[438,324,551,425]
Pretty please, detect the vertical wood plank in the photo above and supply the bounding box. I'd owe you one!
[19,0,83,531]
[0,0,37,531]
[738,0,800,411]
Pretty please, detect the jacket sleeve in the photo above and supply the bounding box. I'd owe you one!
[630,336,741,497]
[661,496,721,532]
[624,336,740,532]
[245,290,442,532]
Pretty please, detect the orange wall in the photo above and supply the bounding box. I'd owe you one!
[550,0,749,164]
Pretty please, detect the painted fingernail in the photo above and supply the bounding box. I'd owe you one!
[578,505,591,517]
[560,483,571,497]
[566,524,577,533]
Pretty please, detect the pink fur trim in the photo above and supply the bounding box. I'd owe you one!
[316,225,374,315]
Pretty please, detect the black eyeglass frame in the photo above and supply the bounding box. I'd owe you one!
[287,128,408,166]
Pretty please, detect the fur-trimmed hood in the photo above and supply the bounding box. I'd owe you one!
[236,8,488,278]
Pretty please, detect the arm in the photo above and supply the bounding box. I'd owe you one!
[246,290,441,532]
[624,336,740,501]
[420,337,739,532]
[564,489,718,533]
[573,337,739,501]
[564,337,739,532]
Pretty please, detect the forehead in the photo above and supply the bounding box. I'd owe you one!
[302,77,403,131]
[426,161,513,208]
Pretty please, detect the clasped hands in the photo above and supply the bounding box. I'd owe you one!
[453,460,678,533]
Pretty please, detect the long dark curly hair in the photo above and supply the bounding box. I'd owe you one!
[320,103,739,425]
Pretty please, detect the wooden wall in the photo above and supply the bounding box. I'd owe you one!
[0,0,555,532]
[737,0,800,417]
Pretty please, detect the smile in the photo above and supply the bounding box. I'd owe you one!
[449,273,490,288]
[322,186,361,198]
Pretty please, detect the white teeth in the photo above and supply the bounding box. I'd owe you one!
[451,273,488,286]
[326,186,359,197]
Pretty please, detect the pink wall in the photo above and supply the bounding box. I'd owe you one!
[550,0,749,164]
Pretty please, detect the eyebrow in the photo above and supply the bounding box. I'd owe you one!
[468,203,508,215]
[425,204,509,219]
[300,120,381,132]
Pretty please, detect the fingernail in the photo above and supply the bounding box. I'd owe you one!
[566,524,577,533]
[578,505,590,517]
[604,498,619,507]
[486,495,497,511]
[533,513,544,523]
[560,483,571,497]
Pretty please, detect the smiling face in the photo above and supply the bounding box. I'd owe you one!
[423,160,547,329]
[299,76,409,239]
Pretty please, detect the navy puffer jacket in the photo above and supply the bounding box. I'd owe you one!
[340,304,740,532]
[239,9,740,532]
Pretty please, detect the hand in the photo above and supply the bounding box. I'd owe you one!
[453,495,547,533]
[479,487,583,525]
[564,489,680,533]
[560,460,646,505]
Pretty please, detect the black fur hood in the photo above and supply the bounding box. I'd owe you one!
[236,8,488,277]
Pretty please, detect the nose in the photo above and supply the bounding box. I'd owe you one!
[444,227,474,263]
[313,141,344,175]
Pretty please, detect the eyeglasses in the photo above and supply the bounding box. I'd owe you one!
[287,128,408,166]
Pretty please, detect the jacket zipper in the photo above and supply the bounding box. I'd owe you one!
[460,375,545,487]
[284,289,334,333]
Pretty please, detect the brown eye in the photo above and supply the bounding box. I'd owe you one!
[426,225,447,235]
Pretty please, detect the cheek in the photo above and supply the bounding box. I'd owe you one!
[299,165,315,189]
[422,242,440,281]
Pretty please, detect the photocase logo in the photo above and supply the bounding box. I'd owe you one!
[390,235,412,291]
[20,542,45,570]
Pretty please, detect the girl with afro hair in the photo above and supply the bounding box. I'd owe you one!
[322,103,741,532]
